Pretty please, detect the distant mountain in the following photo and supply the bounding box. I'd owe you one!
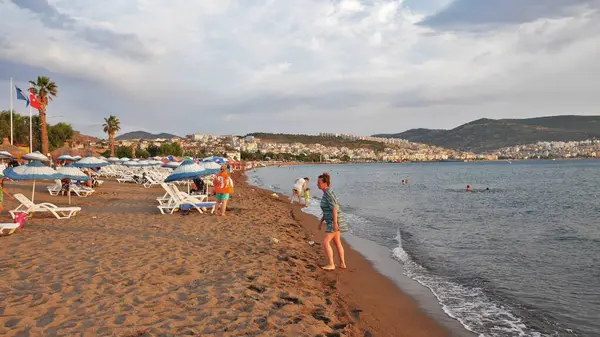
[115,131,180,141]
[373,115,600,153]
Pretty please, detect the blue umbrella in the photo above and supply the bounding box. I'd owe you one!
[57,154,75,161]
[164,160,219,183]
[3,161,64,202]
[201,156,228,165]
[73,156,110,168]
[56,165,90,181]
[22,151,50,162]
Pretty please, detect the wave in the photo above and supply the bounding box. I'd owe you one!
[392,228,548,337]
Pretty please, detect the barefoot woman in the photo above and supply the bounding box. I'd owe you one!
[317,172,347,270]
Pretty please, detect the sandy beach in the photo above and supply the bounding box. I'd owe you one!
[0,173,448,336]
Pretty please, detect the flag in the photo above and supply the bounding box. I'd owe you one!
[15,86,30,107]
[29,88,41,110]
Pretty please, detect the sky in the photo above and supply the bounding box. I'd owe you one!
[1,0,599,138]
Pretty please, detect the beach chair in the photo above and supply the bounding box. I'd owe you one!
[157,183,173,205]
[0,213,26,235]
[47,180,63,196]
[157,185,215,215]
[143,175,162,189]
[10,194,82,219]
[70,184,95,197]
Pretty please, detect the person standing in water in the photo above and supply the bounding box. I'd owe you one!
[317,173,347,271]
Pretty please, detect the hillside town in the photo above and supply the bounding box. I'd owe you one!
[108,133,498,162]
[492,140,600,159]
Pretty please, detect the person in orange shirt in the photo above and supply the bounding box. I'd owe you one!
[213,165,233,216]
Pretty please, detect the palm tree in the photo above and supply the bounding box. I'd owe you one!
[103,115,121,156]
[29,76,58,155]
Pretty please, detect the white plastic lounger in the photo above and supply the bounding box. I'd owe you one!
[47,180,63,196]
[0,223,19,235]
[157,185,215,215]
[10,194,81,219]
[70,185,95,197]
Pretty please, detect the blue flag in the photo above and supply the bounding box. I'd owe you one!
[15,86,30,107]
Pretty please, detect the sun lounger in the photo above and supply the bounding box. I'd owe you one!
[47,179,63,196]
[10,194,81,219]
[70,184,95,197]
[157,184,215,214]
[0,213,26,235]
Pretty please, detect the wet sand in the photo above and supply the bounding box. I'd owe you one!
[0,173,448,336]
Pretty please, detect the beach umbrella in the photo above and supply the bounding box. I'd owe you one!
[120,157,131,162]
[72,155,82,161]
[3,161,63,202]
[98,156,107,161]
[107,157,120,163]
[202,161,222,170]
[22,151,50,162]
[164,161,220,182]
[57,154,75,161]
[202,156,228,165]
[56,165,90,205]
[0,151,15,159]
[164,159,218,192]
[56,165,89,181]
[163,161,181,169]
[123,161,139,167]
[73,156,110,168]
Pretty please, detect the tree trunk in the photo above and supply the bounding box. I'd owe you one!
[109,134,115,156]
[39,108,49,155]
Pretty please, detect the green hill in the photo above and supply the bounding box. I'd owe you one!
[116,131,180,141]
[373,115,600,153]
[247,133,387,151]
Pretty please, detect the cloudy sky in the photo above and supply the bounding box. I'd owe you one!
[1,0,599,138]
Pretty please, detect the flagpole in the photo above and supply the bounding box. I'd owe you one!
[29,82,33,152]
[10,77,14,145]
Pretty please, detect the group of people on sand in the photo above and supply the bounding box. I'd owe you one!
[290,174,347,271]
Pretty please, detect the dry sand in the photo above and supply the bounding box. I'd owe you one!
[0,173,448,336]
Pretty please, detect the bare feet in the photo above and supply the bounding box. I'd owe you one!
[320,265,336,271]
[339,264,347,269]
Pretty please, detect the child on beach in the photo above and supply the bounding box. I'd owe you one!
[303,188,311,206]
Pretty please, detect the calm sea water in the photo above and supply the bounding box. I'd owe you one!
[247,161,600,337]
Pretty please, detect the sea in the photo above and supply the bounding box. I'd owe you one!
[247,161,600,337]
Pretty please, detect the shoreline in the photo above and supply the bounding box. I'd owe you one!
[241,174,452,337]
[1,173,450,336]
[247,173,473,337]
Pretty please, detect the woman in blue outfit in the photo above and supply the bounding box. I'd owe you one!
[317,172,347,271]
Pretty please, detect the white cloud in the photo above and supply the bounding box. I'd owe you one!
[0,0,599,137]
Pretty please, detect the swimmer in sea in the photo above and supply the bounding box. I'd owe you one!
[466,185,472,192]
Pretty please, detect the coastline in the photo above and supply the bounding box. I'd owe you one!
[1,172,449,336]
[245,172,473,336]
[241,173,452,337]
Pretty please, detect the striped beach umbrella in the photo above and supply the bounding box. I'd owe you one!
[57,154,75,161]
[73,156,110,168]
[164,160,217,183]
[0,151,15,159]
[56,165,89,181]
[3,161,63,201]
[202,156,228,165]
[163,161,182,169]
[22,151,50,162]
